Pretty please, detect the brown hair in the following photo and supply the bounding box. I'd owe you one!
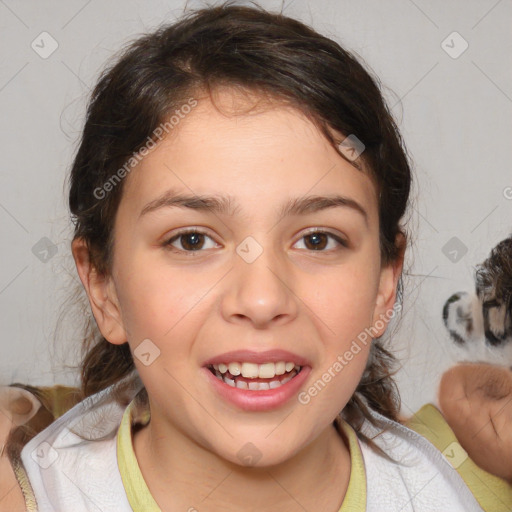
[68,1,412,457]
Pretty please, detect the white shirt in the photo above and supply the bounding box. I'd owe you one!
[18,381,484,511]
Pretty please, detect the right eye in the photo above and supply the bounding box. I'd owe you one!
[162,228,219,254]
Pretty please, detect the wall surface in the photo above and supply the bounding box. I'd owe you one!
[0,0,511,413]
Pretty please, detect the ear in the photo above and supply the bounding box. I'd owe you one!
[371,232,406,337]
[71,237,128,345]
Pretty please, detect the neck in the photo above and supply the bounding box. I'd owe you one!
[133,408,351,512]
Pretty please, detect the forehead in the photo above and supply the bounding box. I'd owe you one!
[119,89,378,223]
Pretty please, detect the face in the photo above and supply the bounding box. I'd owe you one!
[76,88,402,467]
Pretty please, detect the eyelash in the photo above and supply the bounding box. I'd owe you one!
[162,227,348,255]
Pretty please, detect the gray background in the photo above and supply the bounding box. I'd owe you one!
[0,0,511,414]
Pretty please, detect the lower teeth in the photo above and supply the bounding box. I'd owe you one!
[213,369,299,390]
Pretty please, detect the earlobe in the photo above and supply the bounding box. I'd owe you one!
[71,238,128,345]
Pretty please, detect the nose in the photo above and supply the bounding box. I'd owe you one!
[220,243,298,329]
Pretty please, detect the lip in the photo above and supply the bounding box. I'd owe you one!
[202,349,311,367]
[202,365,311,412]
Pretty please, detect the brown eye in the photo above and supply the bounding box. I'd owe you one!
[163,229,217,253]
[178,232,206,250]
[304,232,328,250]
[295,230,348,252]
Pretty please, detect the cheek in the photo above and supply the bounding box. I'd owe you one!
[298,335,371,424]
[303,265,380,340]
[300,260,378,395]
[113,252,212,341]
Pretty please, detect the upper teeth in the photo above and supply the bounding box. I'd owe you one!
[212,361,300,379]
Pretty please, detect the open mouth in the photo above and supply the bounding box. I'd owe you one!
[206,362,303,391]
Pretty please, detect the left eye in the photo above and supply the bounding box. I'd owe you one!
[294,230,347,251]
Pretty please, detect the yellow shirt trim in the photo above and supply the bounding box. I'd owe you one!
[338,419,367,511]
[117,400,161,511]
[405,403,512,512]
[117,400,366,511]
[12,458,38,512]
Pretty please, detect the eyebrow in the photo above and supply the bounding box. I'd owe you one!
[139,189,368,225]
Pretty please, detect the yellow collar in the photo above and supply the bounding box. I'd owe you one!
[117,398,366,511]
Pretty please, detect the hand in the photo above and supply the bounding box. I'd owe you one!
[438,363,512,483]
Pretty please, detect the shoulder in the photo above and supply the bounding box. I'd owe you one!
[357,405,485,512]
[19,383,140,511]
[404,402,512,512]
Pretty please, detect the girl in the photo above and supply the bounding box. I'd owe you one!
[3,2,507,510]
